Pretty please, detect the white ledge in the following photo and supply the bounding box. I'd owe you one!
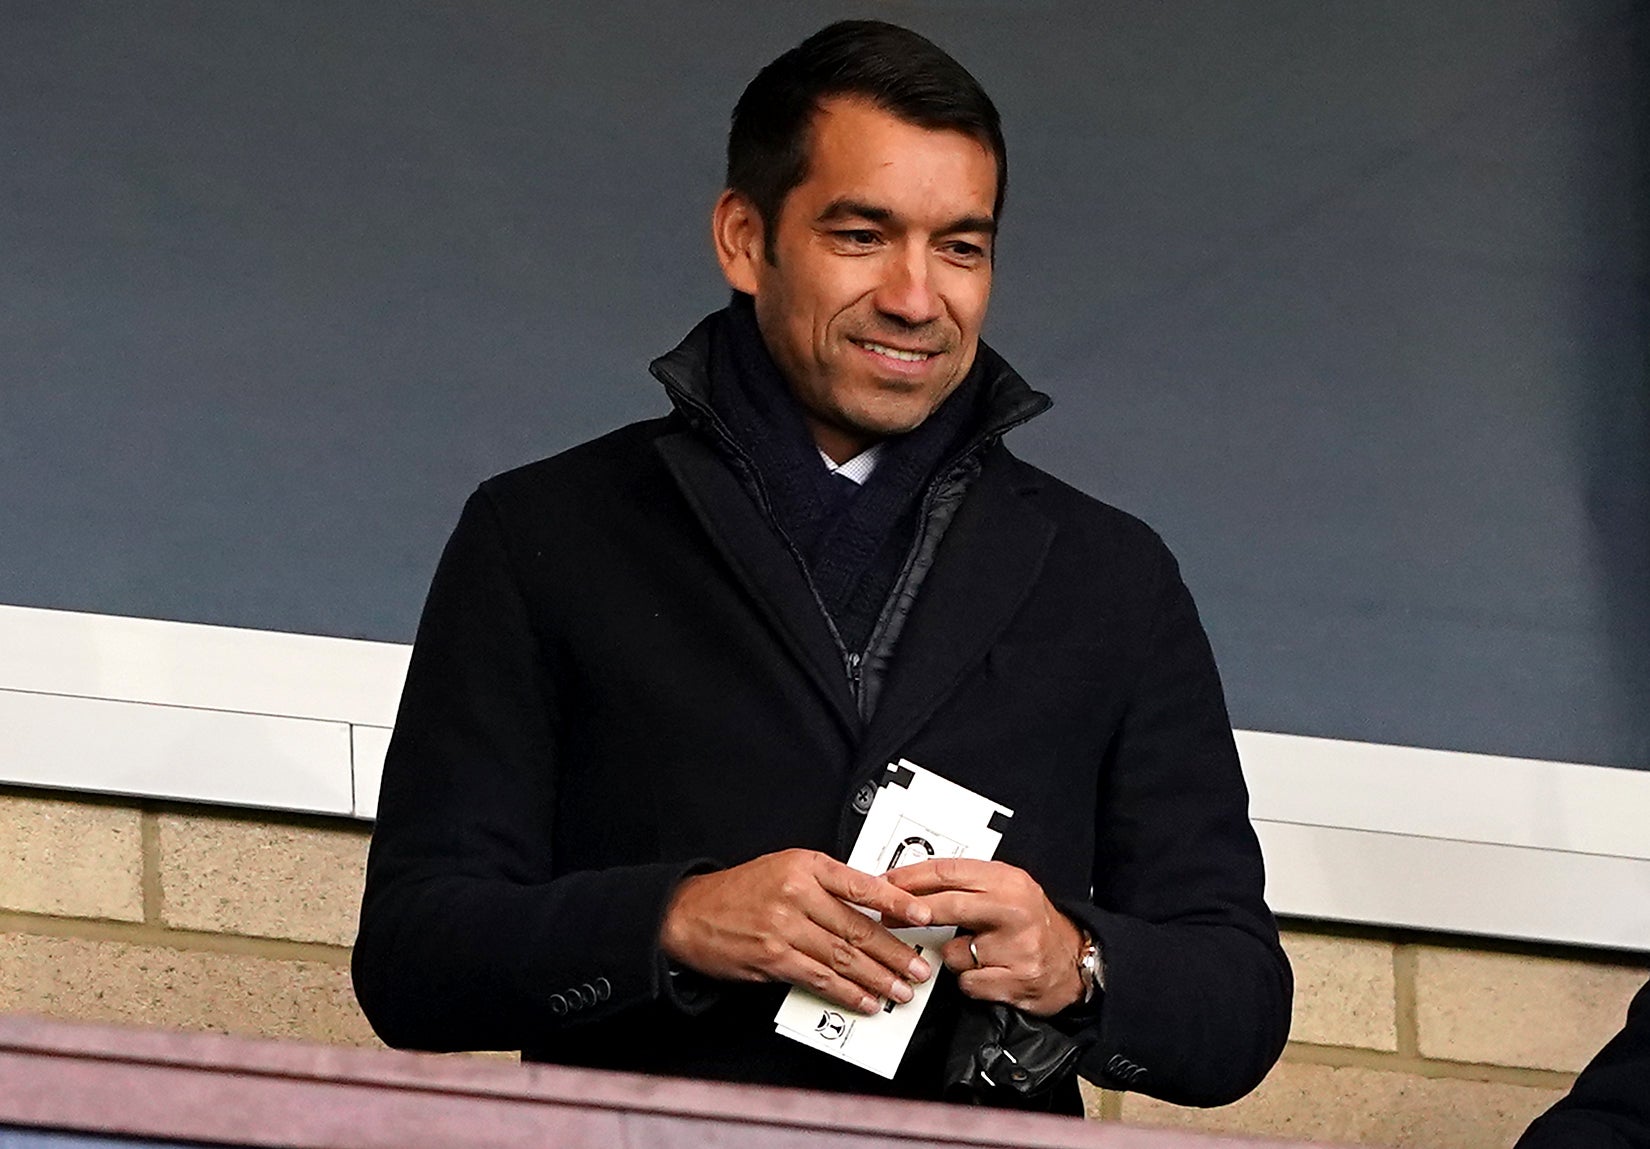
[1236,729,1650,862]
[0,603,408,728]
[1,603,1645,951]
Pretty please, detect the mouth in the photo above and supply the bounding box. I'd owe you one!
[850,338,941,365]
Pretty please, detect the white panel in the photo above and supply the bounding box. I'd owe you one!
[5,604,1650,950]
[1258,820,1650,952]
[0,689,353,816]
[351,725,392,820]
[1238,730,1650,860]
[0,604,409,728]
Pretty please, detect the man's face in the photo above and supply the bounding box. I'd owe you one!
[716,98,998,462]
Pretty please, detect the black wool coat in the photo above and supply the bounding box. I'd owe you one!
[353,329,1293,1109]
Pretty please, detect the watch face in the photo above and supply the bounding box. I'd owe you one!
[1078,936,1103,998]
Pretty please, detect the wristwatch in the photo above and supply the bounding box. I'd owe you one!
[1076,930,1104,1004]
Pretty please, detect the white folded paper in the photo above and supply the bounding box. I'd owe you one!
[774,759,1013,1078]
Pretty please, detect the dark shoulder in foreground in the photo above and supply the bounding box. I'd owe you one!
[1516,977,1650,1149]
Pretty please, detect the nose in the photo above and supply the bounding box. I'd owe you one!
[873,244,943,328]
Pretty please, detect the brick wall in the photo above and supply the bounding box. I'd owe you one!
[2,787,1645,1148]
[0,789,372,1045]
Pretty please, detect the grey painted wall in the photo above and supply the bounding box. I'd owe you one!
[2,1,1645,769]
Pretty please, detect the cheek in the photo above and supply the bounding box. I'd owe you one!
[947,274,992,335]
[753,279,813,372]
[804,309,840,369]
[777,268,844,363]
[971,280,992,328]
[816,297,867,363]
[821,261,885,318]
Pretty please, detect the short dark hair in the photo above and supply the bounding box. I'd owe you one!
[727,20,1007,262]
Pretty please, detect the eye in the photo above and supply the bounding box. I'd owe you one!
[942,240,988,265]
[832,229,882,247]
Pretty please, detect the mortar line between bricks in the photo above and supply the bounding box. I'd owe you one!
[1393,941,1419,1057]
[1281,1040,1577,1089]
[140,805,162,925]
[0,909,354,964]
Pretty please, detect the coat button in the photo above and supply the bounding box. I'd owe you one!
[851,783,876,814]
[548,993,569,1016]
[593,977,612,1002]
[577,983,599,1007]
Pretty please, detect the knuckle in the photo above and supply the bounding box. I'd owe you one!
[757,935,788,965]
[807,967,833,992]
[829,942,856,971]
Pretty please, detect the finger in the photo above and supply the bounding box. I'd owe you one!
[956,966,1027,1008]
[879,905,922,928]
[814,857,934,926]
[910,889,1022,933]
[957,966,1072,1018]
[940,934,985,974]
[803,893,934,987]
[781,947,886,1016]
[790,915,921,1005]
[941,928,1046,974]
[883,857,998,895]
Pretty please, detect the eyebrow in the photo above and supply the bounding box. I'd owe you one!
[816,198,997,239]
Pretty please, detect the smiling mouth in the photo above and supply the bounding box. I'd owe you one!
[852,338,939,364]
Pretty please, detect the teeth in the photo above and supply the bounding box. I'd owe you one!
[859,340,934,363]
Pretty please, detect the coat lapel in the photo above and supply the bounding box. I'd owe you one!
[856,452,1057,776]
[655,430,862,737]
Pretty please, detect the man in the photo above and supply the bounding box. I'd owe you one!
[353,20,1291,1113]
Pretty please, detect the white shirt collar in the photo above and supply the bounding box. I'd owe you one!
[818,442,884,485]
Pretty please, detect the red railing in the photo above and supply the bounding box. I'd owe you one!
[0,1014,1343,1149]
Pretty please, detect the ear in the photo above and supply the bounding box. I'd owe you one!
[711,189,764,295]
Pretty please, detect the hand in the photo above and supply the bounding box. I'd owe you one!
[659,849,936,1015]
[885,858,1085,1017]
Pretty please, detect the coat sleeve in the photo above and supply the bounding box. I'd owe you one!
[1057,543,1293,1107]
[352,487,711,1052]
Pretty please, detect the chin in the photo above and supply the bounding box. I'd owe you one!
[852,411,930,439]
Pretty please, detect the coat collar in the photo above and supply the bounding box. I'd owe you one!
[647,307,1053,460]
[650,307,1058,758]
